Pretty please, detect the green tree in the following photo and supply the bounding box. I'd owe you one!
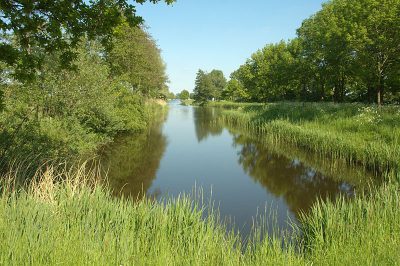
[193,69,226,104]
[193,70,212,105]
[108,23,168,97]
[222,79,249,102]
[208,70,227,100]
[345,0,400,105]
[0,0,174,81]
[230,0,400,104]
[179,90,190,100]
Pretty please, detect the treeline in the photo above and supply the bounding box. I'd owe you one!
[0,22,170,169]
[203,0,400,104]
[192,69,227,104]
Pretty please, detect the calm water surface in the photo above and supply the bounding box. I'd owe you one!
[101,100,375,236]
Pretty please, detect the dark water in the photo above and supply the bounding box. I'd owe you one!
[101,100,376,236]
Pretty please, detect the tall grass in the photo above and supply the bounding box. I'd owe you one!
[216,102,400,173]
[0,165,399,265]
[0,165,244,265]
[299,178,400,265]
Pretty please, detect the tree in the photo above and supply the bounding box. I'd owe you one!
[193,70,212,105]
[229,0,400,104]
[192,69,226,104]
[0,0,174,81]
[231,42,299,102]
[158,87,175,100]
[107,23,168,97]
[344,0,400,105]
[208,70,227,100]
[222,79,249,102]
[179,90,190,100]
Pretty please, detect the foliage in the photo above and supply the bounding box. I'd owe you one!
[193,69,227,105]
[0,35,168,172]
[178,89,190,100]
[108,23,168,97]
[223,0,400,104]
[0,0,174,81]
[222,79,250,102]
[180,99,194,106]
[216,102,400,173]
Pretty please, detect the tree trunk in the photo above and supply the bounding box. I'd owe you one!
[377,74,384,106]
[333,83,338,103]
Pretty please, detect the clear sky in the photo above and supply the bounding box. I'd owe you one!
[136,0,327,94]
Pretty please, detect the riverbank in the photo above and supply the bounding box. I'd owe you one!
[0,165,398,265]
[1,101,399,264]
[210,101,400,173]
[0,98,168,178]
[180,99,195,106]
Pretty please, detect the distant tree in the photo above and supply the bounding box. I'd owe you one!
[193,69,226,104]
[193,70,213,105]
[208,70,227,100]
[179,90,190,100]
[158,86,174,100]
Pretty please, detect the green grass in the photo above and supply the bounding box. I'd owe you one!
[1,101,399,264]
[180,99,195,106]
[299,179,400,265]
[0,165,399,265]
[208,100,264,109]
[215,102,400,173]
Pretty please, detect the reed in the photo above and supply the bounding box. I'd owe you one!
[0,164,399,265]
[216,102,400,173]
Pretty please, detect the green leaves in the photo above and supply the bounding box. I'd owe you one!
[108,23,168,97]
[0,0,175,82]
[230,0,400,104]
[193,69,226,104]
[178,90,190,100]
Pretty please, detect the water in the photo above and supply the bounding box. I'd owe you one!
[100,100,375,236]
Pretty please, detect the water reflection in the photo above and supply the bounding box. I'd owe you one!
[232,133,355,215]
[193,107,223,142]
[100,104,379,236]
[100,116,168,199]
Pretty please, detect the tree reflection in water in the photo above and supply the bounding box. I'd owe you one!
[193,107,224,142]
[100,115,168,199]
[232,133,355,215]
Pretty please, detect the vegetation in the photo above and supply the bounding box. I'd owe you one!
[218,0,399,104]
[1,0,399,264]
[193,69,227,105]
[0,3,173,175]
[180,99,195,106]
[213,102,400,173]
[0,0,175,81]
[0,165,398,265]
[108,23,169,98]
[177,89,190,100]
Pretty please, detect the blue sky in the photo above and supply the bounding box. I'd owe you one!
[136,0,326,93]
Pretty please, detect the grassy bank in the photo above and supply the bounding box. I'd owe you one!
[0,98,167,177]
[180,99,195,106]
[213,102,400,173]
[0,166,398,265]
